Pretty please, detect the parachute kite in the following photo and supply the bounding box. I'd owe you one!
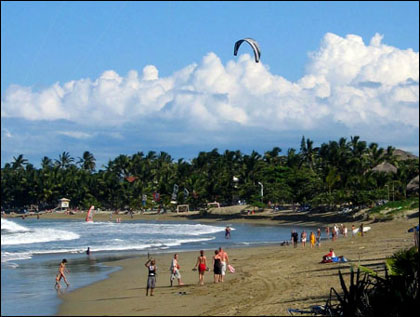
[234,38,261,63]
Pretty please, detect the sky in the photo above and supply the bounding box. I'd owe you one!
[1,1,419,169]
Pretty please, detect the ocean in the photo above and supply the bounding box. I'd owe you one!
[1,217,318,316]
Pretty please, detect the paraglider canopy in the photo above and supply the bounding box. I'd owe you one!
[234,38,261,63]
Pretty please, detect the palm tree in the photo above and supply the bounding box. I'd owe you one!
[55,152,75,169]
[77,151,96,172]
[12,154,28,170]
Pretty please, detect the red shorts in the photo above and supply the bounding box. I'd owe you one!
[198,263,206,272]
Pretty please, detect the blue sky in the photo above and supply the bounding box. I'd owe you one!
[1,1,419,168]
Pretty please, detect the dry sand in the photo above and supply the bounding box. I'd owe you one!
[54,208,418,316]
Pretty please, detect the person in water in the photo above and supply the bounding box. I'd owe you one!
[145,258,157,296]
[193,250,207,285]
[55,259,70,289]
[225,226,231,239]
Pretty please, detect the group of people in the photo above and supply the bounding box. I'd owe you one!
[292,228,322,248]
[144,248,230,296]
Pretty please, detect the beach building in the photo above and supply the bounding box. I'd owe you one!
[57,198,70,212]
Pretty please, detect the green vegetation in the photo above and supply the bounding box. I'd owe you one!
[1,136,418,212]
[368,198,419,221]
[328,247,419,316]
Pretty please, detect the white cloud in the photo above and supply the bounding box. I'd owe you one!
[57,131,93,139]
[1,32,418,137]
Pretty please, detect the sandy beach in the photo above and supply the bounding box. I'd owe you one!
[53,208,418,316]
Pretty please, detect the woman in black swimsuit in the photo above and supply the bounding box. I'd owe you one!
[213,250,222,283]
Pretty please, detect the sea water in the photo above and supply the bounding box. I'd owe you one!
[1,217,318,316]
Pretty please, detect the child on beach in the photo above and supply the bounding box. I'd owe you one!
[55,259,69,289]
[145,258,157,296]
[193,250,208,285]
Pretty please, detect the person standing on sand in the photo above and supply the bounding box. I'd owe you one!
[360,223,364,237]
[193,250,207,285]
[145,258,157,296]
[351,224,355,237]
[310,232,316,248]
[291,230,299,248]
[170,254,184,286]
[316,228,322,247]
[55,259,70,289]
[325,226,330,239]
[213,250,222,283]
[301,230,307,247]
[218,247,229,282]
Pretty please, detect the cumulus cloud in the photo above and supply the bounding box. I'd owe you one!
[1,32,418,136]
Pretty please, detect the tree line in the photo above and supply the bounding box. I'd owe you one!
[1,136,418,211]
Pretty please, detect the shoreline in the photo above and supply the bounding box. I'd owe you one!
[4,206,383,228]
[56,213,418,316]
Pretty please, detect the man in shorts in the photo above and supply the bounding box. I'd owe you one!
[145,258,157,296]
[170,253,184,286]
[218,247,229,282]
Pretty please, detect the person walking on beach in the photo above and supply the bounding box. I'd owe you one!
[55,259,70,289]
[316,228,322,247]
[218,247,229,282]
[325,226,330,239]
[170,253,184,286]
[301,230,307,248]
[351,224,355,238]
[310,231,316,248]
[213,250,222,283]
[193,250,207,285]
[360,223,364,237]
[145,258,157,296]
[343,225,348,237]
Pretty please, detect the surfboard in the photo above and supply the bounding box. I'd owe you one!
[228,264,235,273]
[352,226,371,234]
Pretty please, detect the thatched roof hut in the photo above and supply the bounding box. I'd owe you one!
[372,162,398,174]
[407,175,419,193]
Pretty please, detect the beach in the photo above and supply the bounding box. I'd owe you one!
[55,209,418,316]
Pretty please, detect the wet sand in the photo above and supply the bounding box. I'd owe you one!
[56,210,418,316]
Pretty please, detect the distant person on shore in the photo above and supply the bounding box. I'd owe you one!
[86,247,91,255]
[343,225,348,237]
[55,259,70,289]
[332,225,337,241]
[145,258,157,296]
[310,232,316,248]
[193,250,207,285]
[170,254,183,287]
[301,230,307,247]
[316,228,322,247]
[351,224,356,237]
[360,223,364,237]
[291,230,299,248]
[218,247,229,282]
[213,250,222,283]
[325,226,330,239]
[225,226,231,239]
